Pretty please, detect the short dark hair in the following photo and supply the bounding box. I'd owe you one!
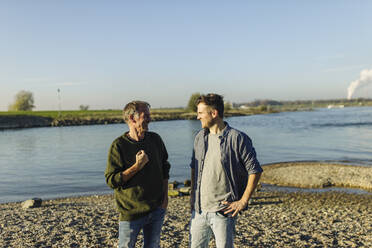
[122,101,150,123]
[196,93,224,118]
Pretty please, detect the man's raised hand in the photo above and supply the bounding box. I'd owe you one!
[135,150,149,170]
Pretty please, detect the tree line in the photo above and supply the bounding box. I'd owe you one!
[8,90,372,112]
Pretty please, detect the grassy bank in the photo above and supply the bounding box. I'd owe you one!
[1,99,371,129]
[0,107,280,129]
[0,107,278,119]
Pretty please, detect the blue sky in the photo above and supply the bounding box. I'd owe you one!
[1,0,371,110]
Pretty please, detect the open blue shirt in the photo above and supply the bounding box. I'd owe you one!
[190,122,263,213]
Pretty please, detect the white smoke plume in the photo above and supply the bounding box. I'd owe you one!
[347,67,372,99]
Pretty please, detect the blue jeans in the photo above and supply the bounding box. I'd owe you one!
[190,211,236,248]
[118,207,166,248]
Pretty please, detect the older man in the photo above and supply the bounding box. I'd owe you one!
[190,93,263,247]
[105,101,170,248]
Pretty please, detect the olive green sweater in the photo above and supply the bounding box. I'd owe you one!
[104,131,170,221]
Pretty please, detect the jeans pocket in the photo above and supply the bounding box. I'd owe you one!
[216,210,232,218]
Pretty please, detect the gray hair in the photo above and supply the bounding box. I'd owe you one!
[122,101,150,123]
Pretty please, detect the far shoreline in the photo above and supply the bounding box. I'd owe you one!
[1,99,371,130]
[0,108,283,130]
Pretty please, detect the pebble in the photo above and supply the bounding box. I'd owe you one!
[21,198,42,209]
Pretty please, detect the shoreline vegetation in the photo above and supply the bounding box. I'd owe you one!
[1,98,372,130]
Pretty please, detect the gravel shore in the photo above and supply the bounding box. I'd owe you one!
[1,190,371,247]
[1,163,371,247]
[261,162,372,190]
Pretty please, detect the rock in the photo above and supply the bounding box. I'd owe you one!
[168,181,180,190]
[322,178,334,188]
[179,187,191,195]
[22,198,42,209]
[184,179,191,187]
[168,190,180,197]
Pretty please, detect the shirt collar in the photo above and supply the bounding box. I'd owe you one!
[203,121,230,137]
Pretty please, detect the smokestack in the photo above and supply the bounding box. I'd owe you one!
[347,67,372,99]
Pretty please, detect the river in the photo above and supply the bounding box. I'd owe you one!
[1,107,371,203]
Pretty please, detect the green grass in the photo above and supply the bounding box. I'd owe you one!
[0,108,193,121]
[1,99,371,126]
[0,110,121,118]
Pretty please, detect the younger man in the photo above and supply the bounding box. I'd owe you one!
[190,93,263,247]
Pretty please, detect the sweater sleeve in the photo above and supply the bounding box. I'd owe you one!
[104,141,125,189]
[159,136,171,180]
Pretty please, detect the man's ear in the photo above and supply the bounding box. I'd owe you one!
[211,109,219,118]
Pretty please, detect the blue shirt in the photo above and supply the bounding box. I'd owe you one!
[190,122,263,213]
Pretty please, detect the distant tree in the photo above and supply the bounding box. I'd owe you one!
[79,105,90,111]
[258,105,267,112]
[187,93,201,112]
[224,101,232,112]
[8,90,35,111]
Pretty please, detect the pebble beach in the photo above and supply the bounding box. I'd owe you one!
[1,191,371,248]
[1,163,371,247]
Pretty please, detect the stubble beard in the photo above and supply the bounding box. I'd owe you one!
[135,123,148,139]
[201,118,215,129]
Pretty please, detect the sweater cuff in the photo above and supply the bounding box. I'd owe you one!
[115,172,124,187]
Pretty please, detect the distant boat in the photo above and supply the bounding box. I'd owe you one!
[327,105,345,109]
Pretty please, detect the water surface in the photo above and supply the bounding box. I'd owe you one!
[1,107,371,203]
